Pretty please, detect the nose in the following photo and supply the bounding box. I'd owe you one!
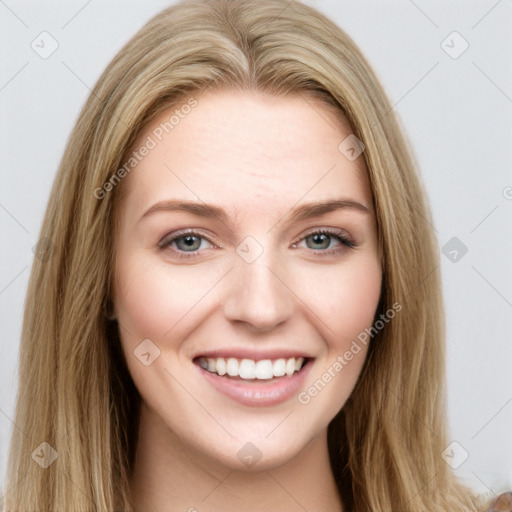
[223,249,295,332]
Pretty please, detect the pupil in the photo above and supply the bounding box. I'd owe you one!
[309,233,329,249]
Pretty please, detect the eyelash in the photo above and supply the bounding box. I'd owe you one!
[158,228,357,260]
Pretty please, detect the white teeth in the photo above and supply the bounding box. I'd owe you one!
[197,356,306,380]
[226,358,238,377]
[255,360,273,379]
[285,358,295,376]
[273,358,286,377]
[216,357,227,376]
[239,359,255,379]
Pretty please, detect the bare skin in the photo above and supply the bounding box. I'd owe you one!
[113,89,382,512]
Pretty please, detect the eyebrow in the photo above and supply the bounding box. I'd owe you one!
[138,198,371,225]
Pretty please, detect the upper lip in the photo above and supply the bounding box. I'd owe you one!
[193,348,314,361]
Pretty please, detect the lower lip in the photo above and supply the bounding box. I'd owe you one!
[197,360,313,407]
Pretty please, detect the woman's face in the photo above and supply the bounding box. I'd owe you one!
[113,89,381,470]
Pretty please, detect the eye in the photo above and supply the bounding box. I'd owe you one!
[158,229,215,259]
[158,227,357,260]
[293,228,356,256]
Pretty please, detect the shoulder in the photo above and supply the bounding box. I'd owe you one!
[485,492,512,511]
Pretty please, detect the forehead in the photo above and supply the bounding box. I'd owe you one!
[118,89,371,223]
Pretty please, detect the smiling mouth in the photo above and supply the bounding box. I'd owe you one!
[194,356,310,381]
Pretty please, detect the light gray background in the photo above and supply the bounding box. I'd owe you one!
[1,0,511,499]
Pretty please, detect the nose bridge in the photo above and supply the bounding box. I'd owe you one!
[223,240,294,331]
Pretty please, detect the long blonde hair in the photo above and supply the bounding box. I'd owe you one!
[2,0,489,510]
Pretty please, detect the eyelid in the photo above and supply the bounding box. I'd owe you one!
[158,228,220,250]
[292,226,354,246]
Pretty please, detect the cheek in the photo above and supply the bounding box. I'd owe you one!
[295,257,381,419]
[300,253,382,346]
[114,250,226,344]
[114,256,168,342]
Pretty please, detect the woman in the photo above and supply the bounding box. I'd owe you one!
[2,0,508,510]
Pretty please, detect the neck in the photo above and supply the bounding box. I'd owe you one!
[129,402,344,512]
